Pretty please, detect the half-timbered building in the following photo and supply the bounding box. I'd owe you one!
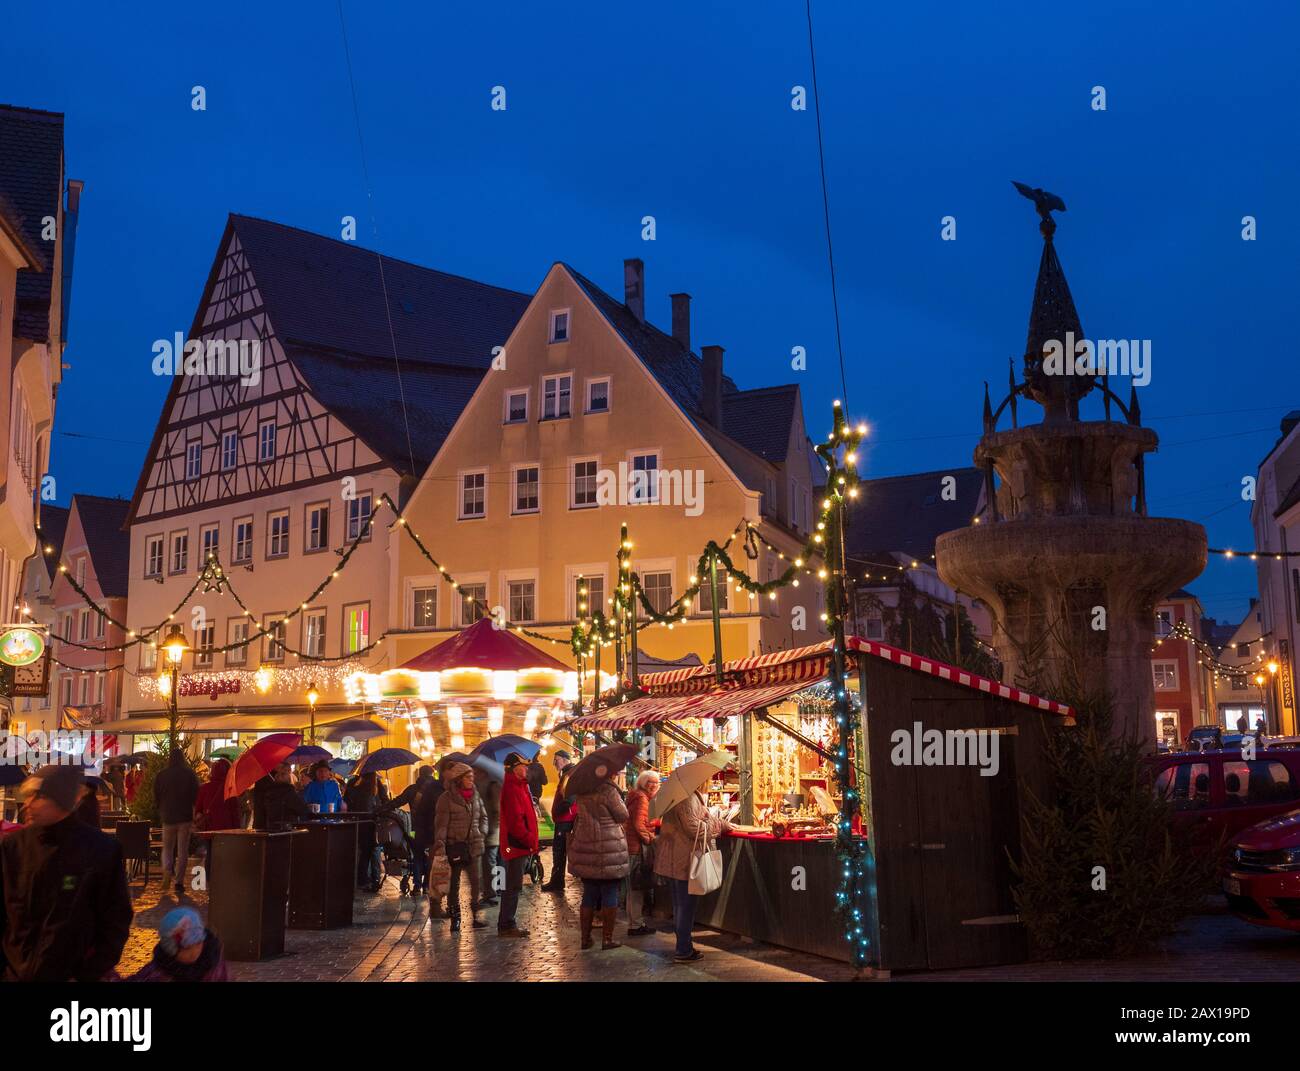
[112,215,528,753]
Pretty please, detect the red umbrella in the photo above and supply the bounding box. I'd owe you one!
[224,733,301,800]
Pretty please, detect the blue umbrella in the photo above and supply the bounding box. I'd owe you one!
[469,755,507,782]
[287,745,332,765]
[354,747,420,775]
[468,734,540,767]
[323,719,386,742]
[328,758,356,776]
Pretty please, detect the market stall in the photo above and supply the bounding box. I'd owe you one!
[566,635,1073,971]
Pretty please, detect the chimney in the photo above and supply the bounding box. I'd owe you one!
[623,258,645,323]
[701,345,724,427]
[670,293,691,351]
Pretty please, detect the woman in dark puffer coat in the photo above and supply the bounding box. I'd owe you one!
[567,780,629,950]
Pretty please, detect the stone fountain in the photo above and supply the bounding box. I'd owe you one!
[935,186,1206,744]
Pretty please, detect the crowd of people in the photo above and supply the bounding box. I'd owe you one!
[0,743,732,980]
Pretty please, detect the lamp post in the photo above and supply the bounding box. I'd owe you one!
[306,682,320,744]
[158,624,190,750]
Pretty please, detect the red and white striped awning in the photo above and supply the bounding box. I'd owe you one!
[568,679,816,731]
[608,635,1073,721]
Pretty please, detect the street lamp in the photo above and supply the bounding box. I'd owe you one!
[306,682,319,744]
[159,624,189,749]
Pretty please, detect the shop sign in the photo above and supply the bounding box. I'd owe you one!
[179,675,242,700]
[1281,641,1294,714]
[0,627,45,668]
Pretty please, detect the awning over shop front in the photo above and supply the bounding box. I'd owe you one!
[91,709,361,735]
[567,679,814,731]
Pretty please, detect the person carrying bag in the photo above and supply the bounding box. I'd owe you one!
[653,787,733,963]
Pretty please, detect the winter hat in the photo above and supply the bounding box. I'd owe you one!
[23,764,84,812]
[503,752,527,770]
[158,907,205,955]
[553,750,571,762]
[443,761,472,783]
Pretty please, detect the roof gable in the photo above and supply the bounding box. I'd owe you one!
[35,504,69,581]
[67,495,132,598]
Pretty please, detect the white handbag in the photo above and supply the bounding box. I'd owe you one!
[687,814,723,896]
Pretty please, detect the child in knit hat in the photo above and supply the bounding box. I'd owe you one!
[128,906,229,983]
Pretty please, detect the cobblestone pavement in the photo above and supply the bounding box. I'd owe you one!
[117,870,1300,982]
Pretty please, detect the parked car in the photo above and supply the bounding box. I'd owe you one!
[1148,748,1300,853]
[1223,809,1300,930]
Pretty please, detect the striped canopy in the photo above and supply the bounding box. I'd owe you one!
[566,635,1073,731]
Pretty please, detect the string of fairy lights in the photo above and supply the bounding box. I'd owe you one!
[1158,618,1276,683]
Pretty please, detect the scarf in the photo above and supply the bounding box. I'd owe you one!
[459,787,474,800]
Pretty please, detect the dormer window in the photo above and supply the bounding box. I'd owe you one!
[549,309,570,343]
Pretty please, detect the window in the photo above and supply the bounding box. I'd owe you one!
[94,612,105,639]
[572,459,599,509]
[458,582,488,626]
[629,452,659,504]
[258,420,276,462]
[412,586,438,628]
[542,374,572,420]
[233,518,253,564]
[186,441,202,480]
[262,514,287,561]
[1238,642,1252,658]
[507,579,536,623]
[586,377,610,414]
[460,472,486,519]
[790,481,803,530]
[1222,761,1300,806]
[267,510,290,558]
[505,389,529,424]
[1154,762,1211,810]
[140,644,157,672]
[346,492,373,542]
[75,556,86,586]
[641,571,673,616]
[195,622,215,668]
[303,609,327,658]
[200,524,219,566]
[344,603,370,653]
[1152,661,1179,690]
[513,465,540,514]
[573,575,605,621]
[170,531,189,574]
[549,309,570,343]
[59,612,72,643]
[863,614,884,640]
[226,620,249,667]
[145,535,164,578]
[221,429,238,470]
[263,614,287,662]
[697,573,730,615]
[1155,609,1173,638]
[96,675,105,707]
[306,504,329,552]
[78,609,90,641]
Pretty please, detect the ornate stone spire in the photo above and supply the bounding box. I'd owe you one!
[1013,182,1093,422]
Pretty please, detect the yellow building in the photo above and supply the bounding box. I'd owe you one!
[385,258,827,715]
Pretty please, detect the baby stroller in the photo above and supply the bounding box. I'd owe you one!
[374,807,417,895]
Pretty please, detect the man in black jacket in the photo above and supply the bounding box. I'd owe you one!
[412,764,447,914]
[252,763,310,831]
[155,748,200,896]
[0,765,132,981]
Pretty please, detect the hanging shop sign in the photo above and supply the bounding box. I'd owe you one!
[0,626,45,668]
[0,627,50,698]
[1281,641,1294,718]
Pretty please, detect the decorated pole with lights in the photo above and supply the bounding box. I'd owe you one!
[708,551,725,687]
[815,400,872,970]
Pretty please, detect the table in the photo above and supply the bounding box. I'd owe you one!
[288,819,358,929]
[208,830,298,961]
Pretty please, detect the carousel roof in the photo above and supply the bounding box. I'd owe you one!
[400,618,571,674]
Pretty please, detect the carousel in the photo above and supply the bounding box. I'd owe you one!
[343,619,614,760]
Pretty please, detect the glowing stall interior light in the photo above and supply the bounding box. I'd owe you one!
[450,734,465,751]
[562,672,579,702]
[447,706,464,733]
[522,707,539,735]
[418,673,441,701]
[488,706,504,733]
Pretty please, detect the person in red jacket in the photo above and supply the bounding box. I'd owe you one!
[497,753,538,939]
[192,759,241,882]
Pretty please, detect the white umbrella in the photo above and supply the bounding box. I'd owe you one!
[650,750,733,819]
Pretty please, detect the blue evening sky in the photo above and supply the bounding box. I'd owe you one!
[3,0,1296,625]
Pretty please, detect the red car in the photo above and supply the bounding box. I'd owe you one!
[1149,748,1300,851]
[1223,809,1300,930]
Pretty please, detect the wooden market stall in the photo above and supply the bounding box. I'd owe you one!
[568,636,1073,971]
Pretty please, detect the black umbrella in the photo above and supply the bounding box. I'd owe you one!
[564,743,636,796]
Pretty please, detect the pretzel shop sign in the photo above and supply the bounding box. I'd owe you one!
[179,675,242,700]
